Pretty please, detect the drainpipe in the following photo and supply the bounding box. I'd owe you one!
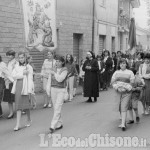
[92,0,95,52]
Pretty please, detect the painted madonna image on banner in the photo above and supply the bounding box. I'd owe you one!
[22,0,57,51]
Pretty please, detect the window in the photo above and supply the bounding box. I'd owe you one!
[99,0,106,7]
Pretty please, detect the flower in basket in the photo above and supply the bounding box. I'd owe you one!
[112,81,132,93]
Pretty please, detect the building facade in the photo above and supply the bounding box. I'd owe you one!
[0,0,140,70]
[94,0,119,55]
[118,0,140,53]
[0,0,25,62]
[136,26,150,52]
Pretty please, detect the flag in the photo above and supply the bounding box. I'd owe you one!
[128,18,137,50]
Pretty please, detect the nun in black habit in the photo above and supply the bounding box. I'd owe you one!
[82,51,99,102]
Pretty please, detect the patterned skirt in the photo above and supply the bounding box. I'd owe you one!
[114,90,131,112]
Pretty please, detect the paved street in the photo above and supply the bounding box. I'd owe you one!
[0,88,150,150]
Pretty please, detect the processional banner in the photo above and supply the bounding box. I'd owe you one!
[22,0,57,51]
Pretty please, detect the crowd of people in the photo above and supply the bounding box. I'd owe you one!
[0,48,149,133]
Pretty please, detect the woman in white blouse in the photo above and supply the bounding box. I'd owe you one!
[12,52,34,131]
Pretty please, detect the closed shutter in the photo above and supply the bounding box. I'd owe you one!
[112,37,115,52]
[29,49,45,72]
[99,35,105,55]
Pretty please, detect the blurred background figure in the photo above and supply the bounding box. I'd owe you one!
[65,54,77,102]
[79,59,85,95]
[103,50,113,90]
[27,55,37,109]
[73,56,79,97]
[97,55,105,91]
[41,50,55,108]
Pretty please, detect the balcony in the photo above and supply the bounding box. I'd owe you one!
[118,16,130,32]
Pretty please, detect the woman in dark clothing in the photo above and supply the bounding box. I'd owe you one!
[103,50,113,90]
[97,55,105,90]
[83,51,99,102]
[112,52,117,72]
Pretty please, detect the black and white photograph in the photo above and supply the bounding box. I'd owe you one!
[0,0,150,149]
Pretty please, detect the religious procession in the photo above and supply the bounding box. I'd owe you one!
[1,0,150,149]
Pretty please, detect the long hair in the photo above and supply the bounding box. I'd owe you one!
[104,50,110,56]
[18,51,27,65]
[66,54,74,64]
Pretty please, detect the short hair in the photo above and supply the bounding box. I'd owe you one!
[18,51,26,57]
[47,50,54,55]
[96,55,101,59]
[6,50,16,57]
[112,52,116,57]
[117,51,121,54]
[104,50,110,56]
[66,54,74,64]
[137,52,144,59]
[55,55,65,67]
[117,58,129,70]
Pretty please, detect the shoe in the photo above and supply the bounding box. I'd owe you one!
[145,110,149,115]
[14,127,20,131]
[118,124,122,128]
[7,114,14,119]
[136,117,140,123]
[127,120,134,124]
[121,126,126,131]
[86,99,92,103]
[22,111,26,114]
[48,103,52,108]
[55,125,63,130]
[103,87,108,91]
[25,120,32,127]
[49,128,55,134]
[94,98,97,102]
[68,99,73,102]
[43,104,48,108]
